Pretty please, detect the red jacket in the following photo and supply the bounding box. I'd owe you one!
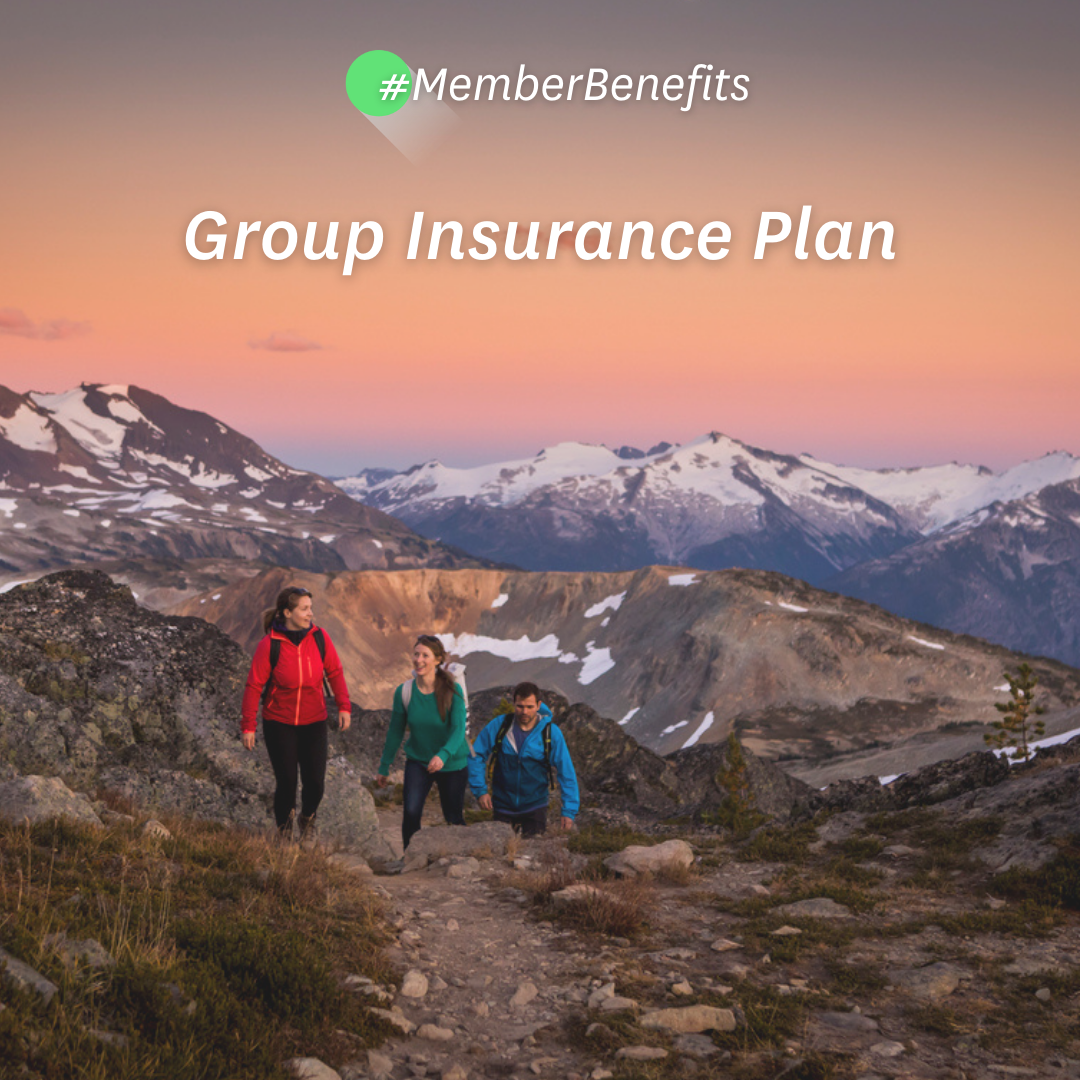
[241,626,351,734]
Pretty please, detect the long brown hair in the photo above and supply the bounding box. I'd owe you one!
[261,586,312,634]
[415,634,455,722]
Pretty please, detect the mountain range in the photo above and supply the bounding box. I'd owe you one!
[171,562,1080,771]
[0,383,482,579]
[339,435,1080,665]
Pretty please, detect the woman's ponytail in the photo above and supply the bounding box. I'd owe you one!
[415,634,455,722]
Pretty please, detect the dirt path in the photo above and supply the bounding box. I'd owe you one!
[336,805,1080,1080]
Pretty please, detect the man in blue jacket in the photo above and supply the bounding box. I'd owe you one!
[468,682,580,836]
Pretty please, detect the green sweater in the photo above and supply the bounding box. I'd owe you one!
[378,681,468,775]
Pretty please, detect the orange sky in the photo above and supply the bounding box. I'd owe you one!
[1,1,1077,473]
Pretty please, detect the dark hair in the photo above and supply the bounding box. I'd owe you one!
[261,586,312,634]
[415,635,455,722]
[513,681,541,703]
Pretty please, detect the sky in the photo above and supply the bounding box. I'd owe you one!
[1,0,1078,475]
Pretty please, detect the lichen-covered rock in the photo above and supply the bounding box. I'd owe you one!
[0,570,384,856]
[0,775,102,828]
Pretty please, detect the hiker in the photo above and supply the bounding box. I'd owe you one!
[241,586,351,841]
[376,635,469,849]
[468,681,579,836]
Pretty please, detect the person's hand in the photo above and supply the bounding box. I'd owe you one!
[560,817,574,832]
[376,774,389,788]
[478,794,492,811]
[241,731,255,751]
[337,710,351,732]
[427,755,444,774]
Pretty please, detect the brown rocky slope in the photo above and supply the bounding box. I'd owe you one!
[172,564,1080,767]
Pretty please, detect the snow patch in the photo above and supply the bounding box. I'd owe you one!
[437,632,563,663]
[585,591,626,618]
[0,580,31,594]
[778,601,808,613]
[907,635,945,651]
[0,498,17,518]
[371,539,383,548]
[0,404,57,454]
[619,707,640,726]
[491,593,509,609]
[661,721,689,735]
[682,711,715,748]
[668,573,699,586]
[578,642,616,685]
[878,774,903,785]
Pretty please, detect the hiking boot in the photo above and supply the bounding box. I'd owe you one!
[276,810,295,844]
[298,813,318,848]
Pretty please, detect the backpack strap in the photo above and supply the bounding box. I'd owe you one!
[542,722,554,790]
[485,713,516,793]
[260,637,282,710]
[400,679,413,716]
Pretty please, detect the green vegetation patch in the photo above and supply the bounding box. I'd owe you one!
[568,822,658,855]
[0,815,392,1080]
[736,821,818,865]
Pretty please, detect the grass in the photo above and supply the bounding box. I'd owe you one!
[567,822,659,856]
[736,822,818,865]
[994,840,1080,910]
[0,815,392,1080]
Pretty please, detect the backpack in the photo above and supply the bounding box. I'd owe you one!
[484,713,555,793]
[400,662,469,719]
[261,628,331,713]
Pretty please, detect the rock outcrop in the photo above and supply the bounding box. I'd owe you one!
[0,570,388,856]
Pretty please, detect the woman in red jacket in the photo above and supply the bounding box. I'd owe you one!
[241,586,351,840]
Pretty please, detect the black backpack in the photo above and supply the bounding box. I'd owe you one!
[260,629,332,713]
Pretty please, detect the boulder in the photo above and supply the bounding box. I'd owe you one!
[604,839,693,878]
[774,898,852,919]
[288,1060,341,1080]
[0,947,58,1003]
[615,1047,668,1061]
[894,962,965,1000]
[0,775,102,828]
[401,821,513,872]
[640,1006,737,1033]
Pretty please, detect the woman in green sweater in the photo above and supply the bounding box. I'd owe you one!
[376,635,469,849]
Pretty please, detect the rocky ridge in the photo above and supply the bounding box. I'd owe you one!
[173,563,1080,766]
[0,383,483,579]
[0,568,390,857]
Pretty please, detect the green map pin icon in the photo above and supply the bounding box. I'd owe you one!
[346,50,413,117]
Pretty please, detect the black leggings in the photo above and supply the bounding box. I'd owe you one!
[401,759,467,849]
[263,720,328,829]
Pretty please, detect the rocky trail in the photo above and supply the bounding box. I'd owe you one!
[310,785,1080,1080]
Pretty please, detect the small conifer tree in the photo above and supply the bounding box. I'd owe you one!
[984,662,1046,762]
[710,733,764,836]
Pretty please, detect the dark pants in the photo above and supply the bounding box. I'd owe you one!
[494,806,548,837]
[402,760,467,849]
[263,720,328,830]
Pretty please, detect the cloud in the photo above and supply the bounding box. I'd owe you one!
[248,332,323,352]
[0,308,91,340]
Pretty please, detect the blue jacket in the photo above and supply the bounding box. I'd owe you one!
[468,705,580,819]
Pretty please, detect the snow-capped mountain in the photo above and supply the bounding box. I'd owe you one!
[0,383,480,576]
[805,450,1080,534]
[340,434,1080,582]
[340,433,930,580]
[830,476,1080,666]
